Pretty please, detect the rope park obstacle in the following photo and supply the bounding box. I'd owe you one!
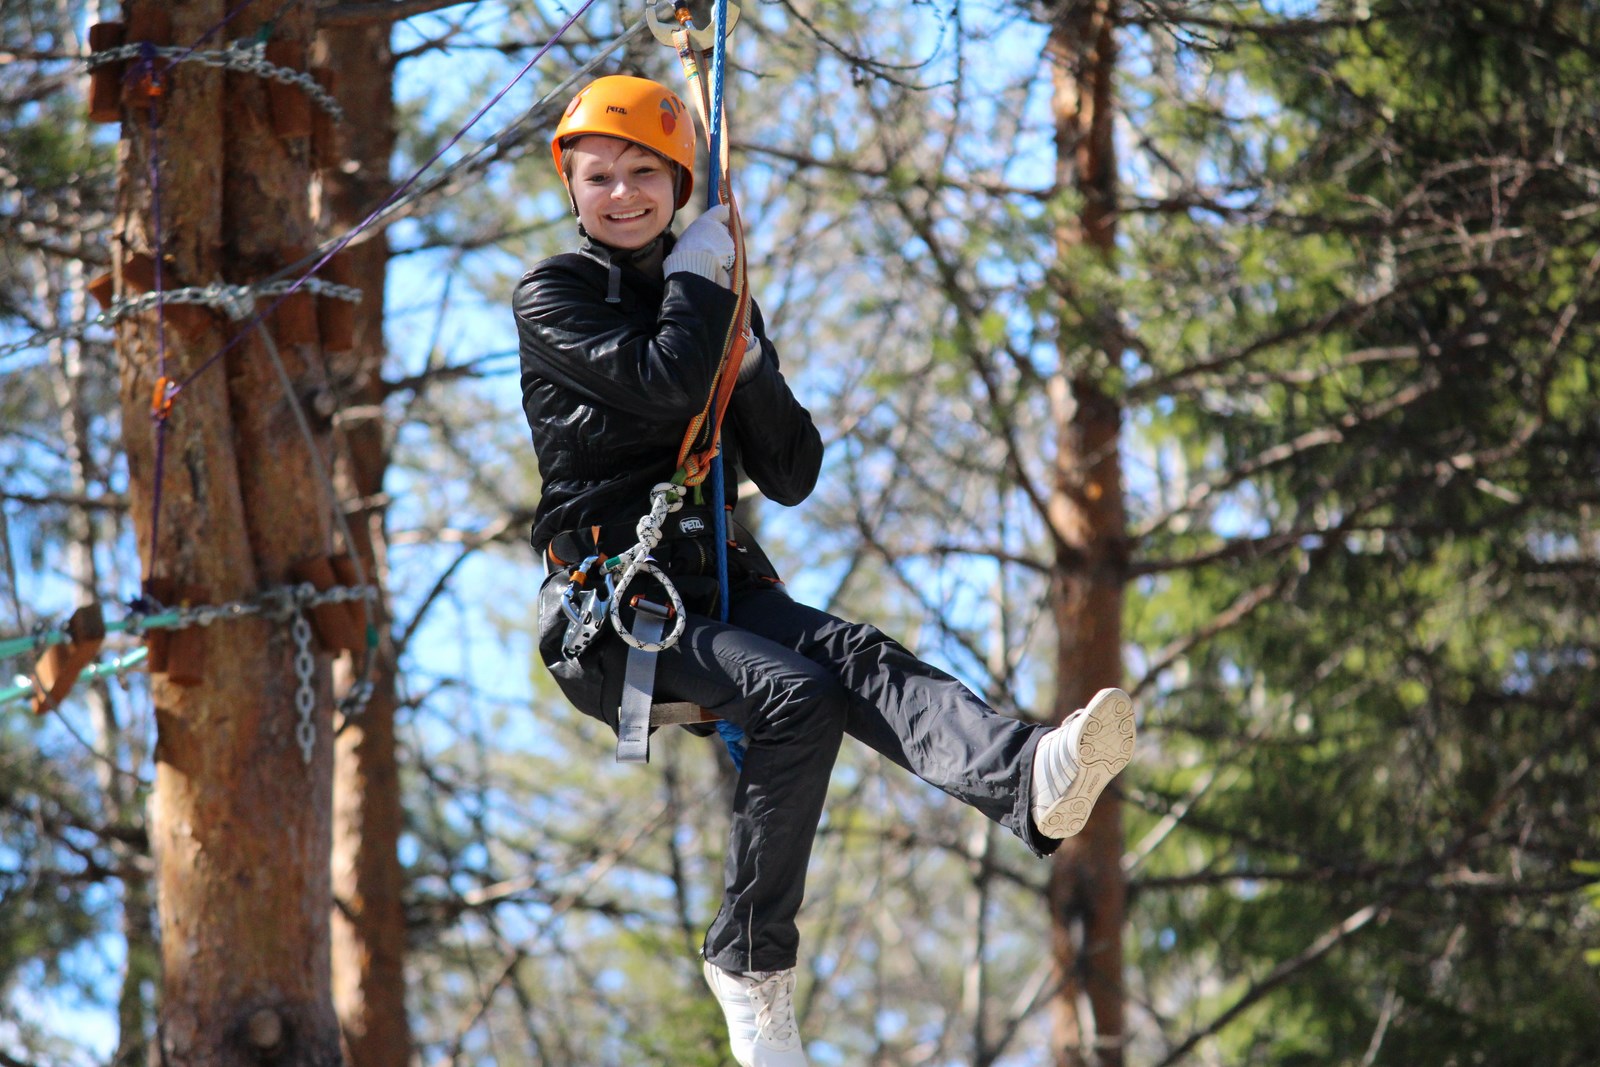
[1,584,375,763]
[2,0,754,766]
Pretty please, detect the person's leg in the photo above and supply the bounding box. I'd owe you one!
[730,591,1062,855]
[640,606,847,974]
[541,574,847,972]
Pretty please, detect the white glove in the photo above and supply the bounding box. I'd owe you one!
[664,203,735,286]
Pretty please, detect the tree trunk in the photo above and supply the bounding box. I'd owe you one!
[115,1,340,1062]
[1043,2,1128,1066]
[313,19,413,1067]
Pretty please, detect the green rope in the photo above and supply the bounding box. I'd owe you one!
[1,585,375,713]
[1,647,150,709]
[0,611,185,661]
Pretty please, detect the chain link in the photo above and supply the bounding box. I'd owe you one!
[30,620,61,653]
[291,601,317,765]
[126,582,370,631]
[88,41,344,121]
[1,581,377,713]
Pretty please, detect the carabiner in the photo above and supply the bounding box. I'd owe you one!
[559,556,616,661]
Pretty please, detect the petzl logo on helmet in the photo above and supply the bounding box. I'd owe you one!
[659,96,684,135]
[606,104,627,115]
[678,516,705,535]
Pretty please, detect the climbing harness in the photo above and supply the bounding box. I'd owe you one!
[557,483,693,764]
[557,481,692,661]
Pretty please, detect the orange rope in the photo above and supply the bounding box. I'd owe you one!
[668,30,752,488]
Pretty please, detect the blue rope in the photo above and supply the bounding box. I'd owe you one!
[706,0,746,771]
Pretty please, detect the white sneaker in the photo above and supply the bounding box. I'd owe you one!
[1031,687,1136,839]
[702,960,809,1066]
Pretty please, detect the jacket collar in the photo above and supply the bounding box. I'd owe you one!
[576,233,673,304]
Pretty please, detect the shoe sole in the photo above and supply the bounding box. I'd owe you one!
[1035,687,1136,839]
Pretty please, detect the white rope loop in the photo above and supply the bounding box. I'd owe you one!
[608,483,689,651]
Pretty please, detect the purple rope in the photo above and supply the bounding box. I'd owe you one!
[138,44,172,579]
[169,0,603,399]
[135,0,259,579]
[172,0,260,64]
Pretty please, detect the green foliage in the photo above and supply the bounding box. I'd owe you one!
[1122,1,1600,1062]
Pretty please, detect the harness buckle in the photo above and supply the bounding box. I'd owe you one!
[559,555,614,660]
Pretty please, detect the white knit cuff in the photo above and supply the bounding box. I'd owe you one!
[736,341,765,383]
[663,249,728,284]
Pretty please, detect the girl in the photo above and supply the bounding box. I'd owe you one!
[514,74,1136,1067]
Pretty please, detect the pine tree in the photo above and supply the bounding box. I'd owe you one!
[113,1,343,1061]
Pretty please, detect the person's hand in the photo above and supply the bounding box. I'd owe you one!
[664,203,735,286]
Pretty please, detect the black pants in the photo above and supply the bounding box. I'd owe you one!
[538,577,1058,973]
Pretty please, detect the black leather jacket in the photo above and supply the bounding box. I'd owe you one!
[515,237,823,556]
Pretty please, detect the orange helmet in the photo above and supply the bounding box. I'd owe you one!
[552,75,697,209]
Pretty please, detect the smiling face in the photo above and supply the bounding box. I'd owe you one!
[563,135,679,250]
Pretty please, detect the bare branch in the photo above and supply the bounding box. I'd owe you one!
[0,490,128,511]
[317,0,480,29]
[1151,903,1387,1067]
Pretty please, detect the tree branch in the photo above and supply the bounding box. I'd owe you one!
[1151,902,1387,1067]
[1,490,129,511]
[317,0,479,28]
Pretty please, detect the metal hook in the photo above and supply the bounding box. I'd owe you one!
[647,0,740,48]
[559,556,616,661]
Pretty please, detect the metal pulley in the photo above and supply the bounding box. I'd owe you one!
[647,0,741,48]
[560,555,615,661]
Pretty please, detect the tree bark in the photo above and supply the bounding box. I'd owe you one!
[313,21,413,1067]
[1043,2,1128,1066]
[115,1,341,1062]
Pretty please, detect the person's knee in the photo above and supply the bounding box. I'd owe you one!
[748,666,846,746]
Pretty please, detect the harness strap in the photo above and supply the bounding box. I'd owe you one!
[548,521,643,569]
[616,597,673,762]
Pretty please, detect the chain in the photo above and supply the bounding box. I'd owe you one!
[88,41,344,121]
[126,583,358,633]
[257,278,364,305]
[290,598,317,765]
[2,583,376,709]
[0,278,363,361]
